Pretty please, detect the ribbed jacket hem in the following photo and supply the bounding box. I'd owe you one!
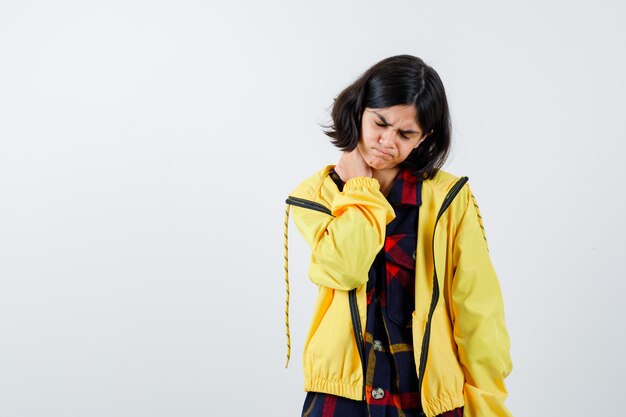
[304,376,362,401]
[422,391,464,417]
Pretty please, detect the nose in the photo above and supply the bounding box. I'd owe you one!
[379,129,397,148]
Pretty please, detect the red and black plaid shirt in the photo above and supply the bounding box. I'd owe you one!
[301,168,463,417]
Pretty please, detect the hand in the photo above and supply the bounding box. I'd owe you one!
[334,147,372,182]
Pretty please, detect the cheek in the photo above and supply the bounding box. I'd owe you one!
[397,145,416,162]
[360,125,379,144]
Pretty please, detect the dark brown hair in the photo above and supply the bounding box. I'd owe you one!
[323,55,452,180]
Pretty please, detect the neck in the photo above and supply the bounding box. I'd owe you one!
[372,167,400,197]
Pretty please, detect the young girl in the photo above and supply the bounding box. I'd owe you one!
[283,55,513,417]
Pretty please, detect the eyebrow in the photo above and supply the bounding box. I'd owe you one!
[373,112,421,135]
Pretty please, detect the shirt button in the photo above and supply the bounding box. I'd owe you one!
[372,387,385,400]
[412,250,416,260]
[373,340,383,352]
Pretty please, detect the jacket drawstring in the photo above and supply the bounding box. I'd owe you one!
[470,192,489,252]
[284,203,291,368]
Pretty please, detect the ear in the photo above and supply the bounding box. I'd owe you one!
[414,130,433,149]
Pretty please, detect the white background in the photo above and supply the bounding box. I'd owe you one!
[1,1,625,416]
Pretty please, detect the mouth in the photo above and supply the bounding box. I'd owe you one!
[373,148,392,158]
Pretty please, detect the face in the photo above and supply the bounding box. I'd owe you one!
[357,104,431,171]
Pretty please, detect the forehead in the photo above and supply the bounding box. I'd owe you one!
[364,105,421,131]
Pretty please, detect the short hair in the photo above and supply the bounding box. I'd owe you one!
[323,55,452,180]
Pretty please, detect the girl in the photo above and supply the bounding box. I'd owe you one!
[283,55,512,417]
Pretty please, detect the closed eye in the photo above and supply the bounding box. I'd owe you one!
[377,121,411,140]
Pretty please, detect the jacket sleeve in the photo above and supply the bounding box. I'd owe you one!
[450,185,513,417]
[291,176,395,291]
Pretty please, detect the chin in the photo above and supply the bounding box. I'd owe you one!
[365,159,382,169]
[368,160,395,170]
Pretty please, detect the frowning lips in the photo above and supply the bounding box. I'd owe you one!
[373,148,393,158]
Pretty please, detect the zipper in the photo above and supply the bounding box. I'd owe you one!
[349,288,367,401]
[417,176,469,408]
[285,196,333,216]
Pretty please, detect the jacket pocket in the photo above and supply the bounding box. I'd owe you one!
[303,286,333,354]
[303,289,362,384]
[411,312,428,379]
[385,233,417,327]
[420,313,465,400]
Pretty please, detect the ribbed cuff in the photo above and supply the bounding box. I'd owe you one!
[344,176,380,190]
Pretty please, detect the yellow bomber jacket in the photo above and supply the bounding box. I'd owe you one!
[283,165,513,417]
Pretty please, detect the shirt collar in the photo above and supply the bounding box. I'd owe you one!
[386,168,422,206]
